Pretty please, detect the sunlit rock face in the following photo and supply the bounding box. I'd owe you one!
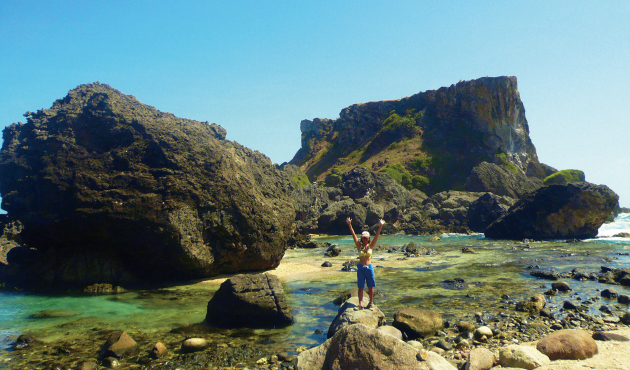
[291,76,547,193]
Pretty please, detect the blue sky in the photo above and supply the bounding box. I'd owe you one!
[1,1,628,206]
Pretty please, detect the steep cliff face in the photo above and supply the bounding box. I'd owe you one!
[290,76,546,194]
[0,83,296,289]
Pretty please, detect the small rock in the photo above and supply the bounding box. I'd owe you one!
[407,340,424,350]
[552,282,572,292]
[77,361,98,370]
[151,342,168,358]
[563,300,578,310]
[416,349,429,361]
[592,331,630,341]
[474,326,493,338]
[601,288,618,299]
[102,357,120,368]
[456,321,476,333]
[321,261,332,267]
[428,236,441,241]
[436,339,452,351]
[467,347,495,370]
[181,338,209,354]
[430,347,445,356]
[461,247,475,253]
[100,331,139,358]
[618,294,630,304]
[499,345,550,369]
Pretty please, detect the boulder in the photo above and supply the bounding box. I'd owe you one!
[205,273,293,328]
[485,182,619,240]
[297,324,456,370]
[100,331,139,358]
[324,245,341,257]
[0,83,295,289]
[392,307,443,339]
[536,329,598,360]
[467,193,515,232]
[618,294,630,304]
[499,345,550,369]
[405,242,429,255]
[601,288,618,298]
[465,162,542,199]
[466,347,495,370]
[515,294,546,313]
[327,297,385,338]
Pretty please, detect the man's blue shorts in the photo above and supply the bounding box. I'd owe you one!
[357,263,376,289]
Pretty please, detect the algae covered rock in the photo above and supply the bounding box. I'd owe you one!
[0,83,295,288]
[485,182,618,240]
[543,169,585,185]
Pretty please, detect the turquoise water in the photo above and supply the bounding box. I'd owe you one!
[1,215,629,367]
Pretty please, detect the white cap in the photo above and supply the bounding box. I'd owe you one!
[361,231,370,238]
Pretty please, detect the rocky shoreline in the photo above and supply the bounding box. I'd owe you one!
[4,239,630,370]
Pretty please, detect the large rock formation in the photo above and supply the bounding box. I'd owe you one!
[0,83,296,289]
[485,182,619,240]
[290,76,548,194]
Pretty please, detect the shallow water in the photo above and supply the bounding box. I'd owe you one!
[1,215,630,367]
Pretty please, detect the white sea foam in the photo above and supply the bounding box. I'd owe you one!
[597,213,630,239]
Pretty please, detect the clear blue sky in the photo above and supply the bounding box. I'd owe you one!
[1,1,628,206]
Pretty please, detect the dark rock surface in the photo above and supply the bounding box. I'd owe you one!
[205,273,293,328]
[465,161,542,199]
[0,83,295,289]
[467,192,516,232]
[485,182,619,240]
[290,166,476,235]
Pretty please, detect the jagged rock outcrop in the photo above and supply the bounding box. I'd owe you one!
[291,76,546,194]
[485,182,619,240]
[290,167,483,235]
[464,162,542,199]
[0,83,295,289]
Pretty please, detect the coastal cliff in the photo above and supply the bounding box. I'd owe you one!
[0,83,296,289]
[290,76,547,194]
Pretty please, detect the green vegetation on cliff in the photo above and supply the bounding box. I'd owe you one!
[543,169,585,185]
[290,76,543,196]
[291,174,310,188]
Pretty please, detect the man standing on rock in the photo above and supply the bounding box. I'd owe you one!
[346,217,385,310]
